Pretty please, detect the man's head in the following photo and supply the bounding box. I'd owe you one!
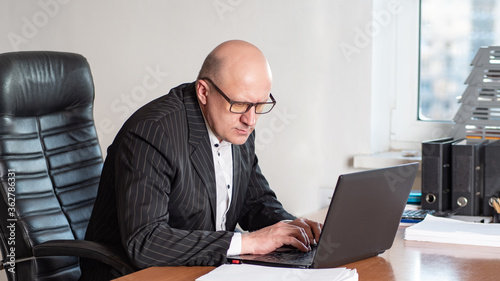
[196,40,273,145]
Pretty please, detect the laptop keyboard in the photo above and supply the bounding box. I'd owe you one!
[256,247,316,264]
[402,209,436,221]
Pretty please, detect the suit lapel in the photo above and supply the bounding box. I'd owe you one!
[184,84,217,224]
[225,144,242,228]
[232,145,241,201]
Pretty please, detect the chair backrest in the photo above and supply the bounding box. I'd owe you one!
[0,51,103,281]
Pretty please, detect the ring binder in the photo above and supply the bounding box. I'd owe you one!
[421,137,458,211]
[483,140,500,216]
[451,138,488,216]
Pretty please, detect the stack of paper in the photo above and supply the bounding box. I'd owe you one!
[404,215,500,247]
[196,264,358,281]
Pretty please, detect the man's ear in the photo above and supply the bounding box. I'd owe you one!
[196,80,209,105]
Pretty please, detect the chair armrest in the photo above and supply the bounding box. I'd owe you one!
[33,240,135,276]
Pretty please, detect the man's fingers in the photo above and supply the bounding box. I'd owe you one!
[286,218,323,245]
[283,236,310,252]
[275,222,310,248]
[274,223,311,252]
[310,221,323,244]
[241,220,321,255]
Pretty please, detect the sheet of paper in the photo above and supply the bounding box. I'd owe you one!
[196,264,358,281]
[405,215,500,247]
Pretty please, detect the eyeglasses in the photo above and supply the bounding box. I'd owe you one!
[200,77,276,114]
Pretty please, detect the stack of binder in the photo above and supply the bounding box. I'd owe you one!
[422,46,500,217]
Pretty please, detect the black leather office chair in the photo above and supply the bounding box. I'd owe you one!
[0,51,135,281]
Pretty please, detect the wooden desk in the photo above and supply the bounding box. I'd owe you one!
[114,209,500,281]
[113,266,215,281]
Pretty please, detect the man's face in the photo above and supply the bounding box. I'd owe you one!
[198,79,271,145]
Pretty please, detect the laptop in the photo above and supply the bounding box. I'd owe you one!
[227,162,419,268]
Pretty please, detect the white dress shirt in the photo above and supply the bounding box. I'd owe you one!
[205,124,242,256]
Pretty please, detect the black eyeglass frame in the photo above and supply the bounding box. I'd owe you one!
[199,77,276,114]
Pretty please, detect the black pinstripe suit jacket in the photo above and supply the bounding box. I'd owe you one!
[82,82,295,279]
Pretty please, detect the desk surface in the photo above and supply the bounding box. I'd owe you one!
[114,209,500,281]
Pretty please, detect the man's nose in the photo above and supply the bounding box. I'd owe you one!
[241,107,257,127]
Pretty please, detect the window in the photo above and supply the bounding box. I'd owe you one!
[418,0,500,121]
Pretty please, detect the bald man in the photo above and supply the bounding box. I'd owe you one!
[81,40,322,280]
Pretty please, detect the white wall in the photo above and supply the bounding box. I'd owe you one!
[1,0,410,216]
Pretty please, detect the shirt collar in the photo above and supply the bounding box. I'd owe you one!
[204,119,231,149]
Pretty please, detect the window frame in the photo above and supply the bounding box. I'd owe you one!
[388,0,455,151]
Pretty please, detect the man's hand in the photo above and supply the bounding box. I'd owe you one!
[285,218,323,246]
[240,218,323,255]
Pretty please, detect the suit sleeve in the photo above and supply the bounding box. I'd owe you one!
[114,119,233,268]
